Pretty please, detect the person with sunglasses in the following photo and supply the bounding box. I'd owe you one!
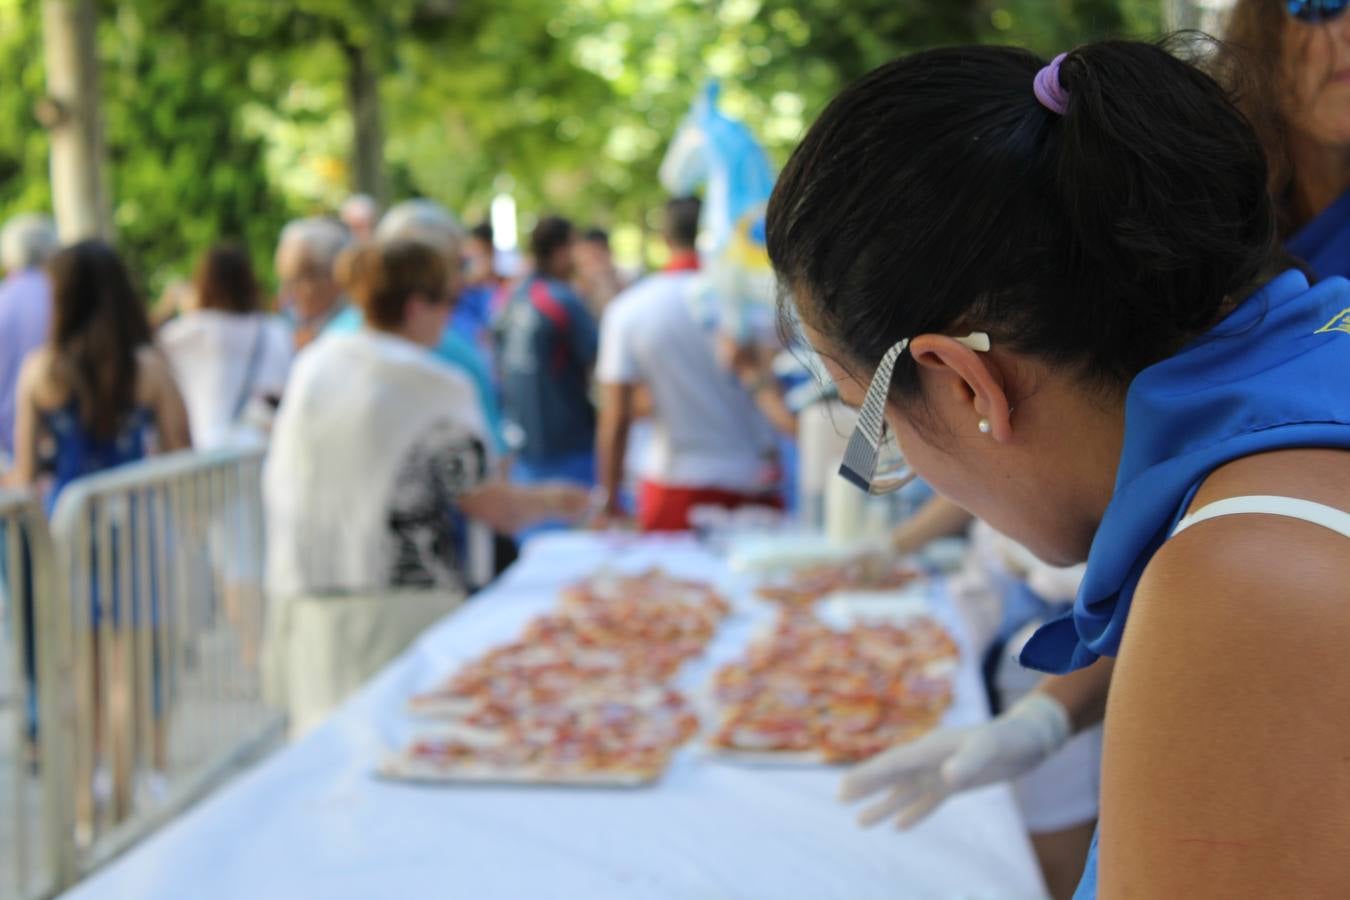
[263,239,589,734]
[768,37,1350,898]
[1228,0,1350,278]
[868,9,1350,878]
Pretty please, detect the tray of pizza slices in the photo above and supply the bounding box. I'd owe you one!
[380,569,731,788]
[752,552,922,609]
[703,602,958,766]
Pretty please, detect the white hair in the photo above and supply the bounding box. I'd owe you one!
[1,214,59,272]
[277,217,349,274]
[340,194,378,221]
[375,199,464,252]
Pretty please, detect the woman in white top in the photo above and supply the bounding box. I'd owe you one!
[160,244,292,450]
[262,239,589,733]
[266,239,592,599]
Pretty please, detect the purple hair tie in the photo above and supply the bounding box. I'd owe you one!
[1034,53,1070,116]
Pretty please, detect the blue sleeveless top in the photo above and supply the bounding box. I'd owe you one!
[42,404,152,511]
[42,405,157,628]
[1288,188,1350,280]
[1020,271,1350,899]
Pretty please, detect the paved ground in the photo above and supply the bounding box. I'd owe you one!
[2,618,278,900]
[1,627,48,900]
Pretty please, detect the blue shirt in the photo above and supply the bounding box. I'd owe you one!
[1289,188,1350,280]
[40,405,157,626]
[0,269,51,457]
[452,283,496,352]
[493,275,599,463]
[1015,271,1350,899]
[325,307,507,454]
[42,405,152,512]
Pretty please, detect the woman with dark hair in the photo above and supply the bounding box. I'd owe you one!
[8,240,190,494]
[769,39,1350,896]
[160,244,292,673]
[1226,0,1350,275]
[160,244,292,449]
[7,239,190,816]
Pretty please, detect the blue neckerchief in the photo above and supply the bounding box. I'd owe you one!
[1022,270,1350,673]
[1289,188,1350,280]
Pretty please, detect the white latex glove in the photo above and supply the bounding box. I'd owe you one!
[840,692,1071,828]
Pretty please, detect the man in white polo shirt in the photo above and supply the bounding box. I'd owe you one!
[595,197,781,531]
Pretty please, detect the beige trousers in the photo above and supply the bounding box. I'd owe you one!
[263,588,464,739]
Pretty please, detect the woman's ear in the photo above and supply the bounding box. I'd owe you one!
[907,334,1014,443]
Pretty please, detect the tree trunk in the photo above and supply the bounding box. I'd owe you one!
[343,41,388,208]
[41,0,113,242]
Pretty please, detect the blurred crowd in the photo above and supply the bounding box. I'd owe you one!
[0,193,794,595]
[0,190,804,741]
[0,2,1346,895]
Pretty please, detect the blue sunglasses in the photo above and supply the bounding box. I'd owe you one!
[1289,0,1348,21]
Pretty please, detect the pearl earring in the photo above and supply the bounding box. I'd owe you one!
[978,418,992,434]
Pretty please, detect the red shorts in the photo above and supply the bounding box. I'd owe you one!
[636,481,783,533]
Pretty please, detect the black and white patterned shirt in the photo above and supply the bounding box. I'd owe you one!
[384,421,487,590]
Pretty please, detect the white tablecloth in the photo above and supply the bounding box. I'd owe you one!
[64,533,1046,900]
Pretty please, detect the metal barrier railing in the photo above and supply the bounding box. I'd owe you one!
[48,447,286,879]
[0,448,285,897]
[0,488,66,900]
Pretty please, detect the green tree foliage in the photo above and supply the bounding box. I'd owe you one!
[0,0,296,293]
[0,1,53,216]
[0,0,1164,286]
[99,1,296,292]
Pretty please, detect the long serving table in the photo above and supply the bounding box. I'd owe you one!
[62,533,1047,900]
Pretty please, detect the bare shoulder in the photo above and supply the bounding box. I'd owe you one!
[136,343,175,380]
[17,347,64,407]
[1137,445,1350,643]
[135,344,180,401]
[1124,444,1350,709]
[1135,505,1349,649]
[17,345,52,383]
[1103,448,1350,896]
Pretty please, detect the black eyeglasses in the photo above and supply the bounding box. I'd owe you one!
[1288,0,1348,22]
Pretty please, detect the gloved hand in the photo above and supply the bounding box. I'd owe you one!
[840,691,1071,828]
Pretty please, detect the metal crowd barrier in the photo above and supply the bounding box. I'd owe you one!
[0,488,66,900]
[2,448,284,899]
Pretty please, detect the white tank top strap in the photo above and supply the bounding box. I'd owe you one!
[1171,495,1350,539]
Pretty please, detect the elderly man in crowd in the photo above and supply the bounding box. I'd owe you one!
[275,217,349,349]
[0,214,58,463]
[263,234,586,735]
[326,200,506,455]
[340,194,378,242]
